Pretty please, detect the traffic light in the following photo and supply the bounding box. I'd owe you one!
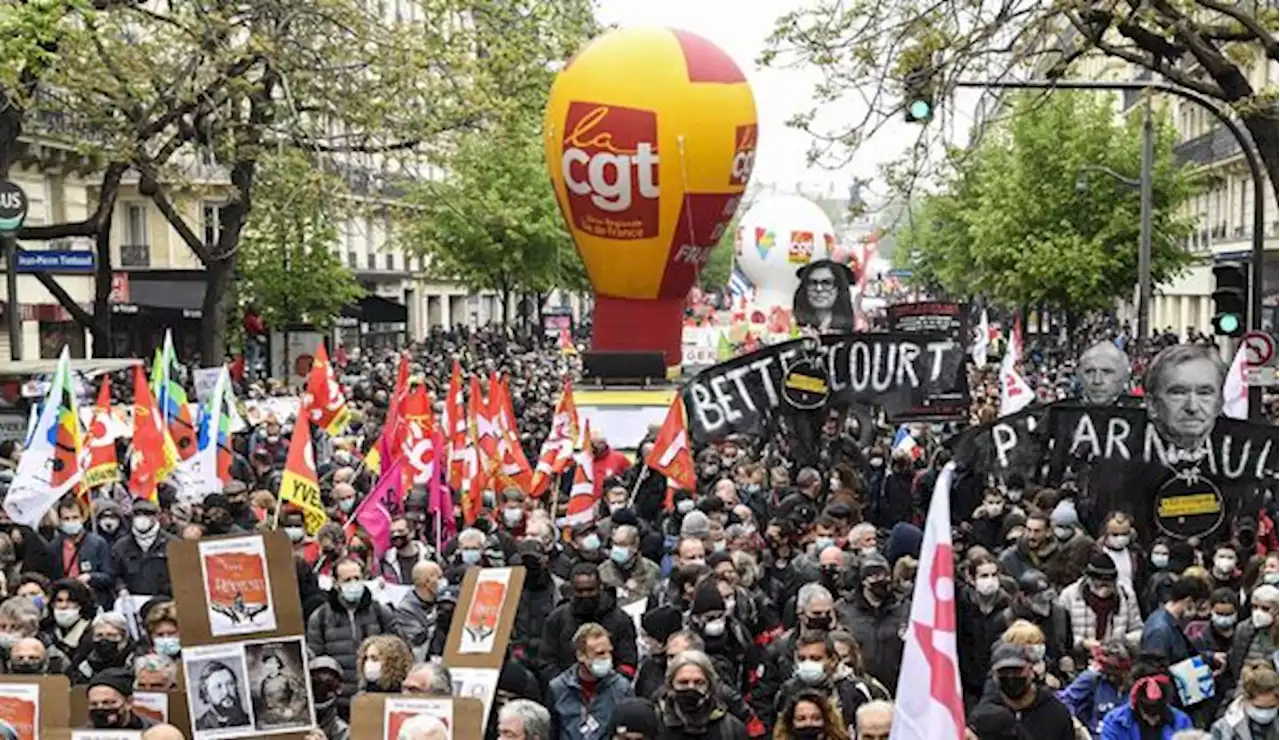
[1211,261,1248,337]
[903,63,935,123]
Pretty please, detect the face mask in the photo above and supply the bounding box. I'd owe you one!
[589,657,612,678]
[813,537,835,553]
[1266,572,1279,586]
[503,508,524,525]
[674,687,709,714]
[1026,644,1046,662]
[390,534,409,549]
[60,521,83,537]
[866,580,891,600]
[1246,705,1278,725]
[132,516,156,535]
[723,597,736,614]
[1252,609,1275,629]
[608,503,624,514]
[27,595,44,613]
[869,458,884,468]
[364,660,382,683]
[94,639,120,659]
[1106,534,1130,550]
[340,583,366,603]
[794,659,826,685]
[314,695,338,716]
[792,728,823,740]
[702,618,726,638]
[805,614,832,631]
[0,633,17,649]
[1006,489,1022,502]
[8,661,41,675]
[580,534,601,552]
[975,576,1000,596]
[98,518,120,534]
[1211,614,1237,630]
[1151,553,1169,569]
[677,500,695,514]
[1029,594,1054,617]
[997,674,1030,699]
[609,546,632,565]
[54,608,80,629]
[1213,557,1236,574]
[460,550,482,565]
[285,527,305,543]
[1052,526,1074,541]
[89,709,122,729]
[339,499,356,513]
[154,636,181,657]
[572,595,599,617]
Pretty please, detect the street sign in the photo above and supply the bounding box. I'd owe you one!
[0,181,28,233]
[1244,367,1278,387]
[1241,330,1277,368]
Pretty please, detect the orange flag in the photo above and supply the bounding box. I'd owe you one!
[646,395,697,491]
[305,343,351,435]
[278,406,327,534]
[529,378,579,497]
[494,377,533,492]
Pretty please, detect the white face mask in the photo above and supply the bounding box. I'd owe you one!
[975,575,1000,597]
[1106,534,1130,550]
[363,660,382,683]
[1213,557,1236,574]
[1026,644,1046,662]
[1252,609,1275,629]
[54,608,80,629]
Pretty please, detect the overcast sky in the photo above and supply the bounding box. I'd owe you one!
[593,0,989,202]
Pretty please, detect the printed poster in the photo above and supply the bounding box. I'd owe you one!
[133,692,168,724]
[0,683,39,740]
[184,638,313,740]
[384,698,453,740]
[71,732,142,740]
[244,636,314,733]
[788,230,814,264]
[450,667,499,734]
[199,536,277,636]
[458,569,513,655]
[184,644,253,740]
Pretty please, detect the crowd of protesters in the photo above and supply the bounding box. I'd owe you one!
[0,320,1275,740]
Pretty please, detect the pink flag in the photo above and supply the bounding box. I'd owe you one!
[891,462,964,740]
[426,428,456,546]
[353,457,404,561]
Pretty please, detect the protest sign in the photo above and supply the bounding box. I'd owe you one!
[885,301,969,341]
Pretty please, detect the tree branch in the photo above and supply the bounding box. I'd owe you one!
[144,173,214,263]
[19,256,99,329]
[1064,10,1227,99]
[1196,0,1279,60]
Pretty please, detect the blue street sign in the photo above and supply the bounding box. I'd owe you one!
[14,250,96,273]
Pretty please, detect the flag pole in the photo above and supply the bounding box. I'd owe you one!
[627,466,649,508]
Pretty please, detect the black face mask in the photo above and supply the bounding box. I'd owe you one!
[390,534,409,549]
[866,580,891,600]
[94,639,120,661]
[997,674,1031,699]
[673,687,710,716]
[8,662,41,675]
[805,615,832,631]
[314,694,338,719]
[572,595,599,618]
[89,708,123,728]
[791,728,824,740]
[820,566,842,592]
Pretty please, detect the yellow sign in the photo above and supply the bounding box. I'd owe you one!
[1157,493,1221,519]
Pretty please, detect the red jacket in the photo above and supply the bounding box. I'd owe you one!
[592,445,631,498]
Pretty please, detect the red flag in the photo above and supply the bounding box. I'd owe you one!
[128,366,167,503]
[461,377,490,525]
[530,379,579,497]
[562,421,595,526]
[377,352,412,465]
[646,395,696,492]
[494,377,532,492]
[305,342,351,435]
[83,377,120,490]
[444,361,466,491]
[278,405,327,534]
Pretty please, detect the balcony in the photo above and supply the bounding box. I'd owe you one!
[120,244,151,268]
[1174,125,1241,167]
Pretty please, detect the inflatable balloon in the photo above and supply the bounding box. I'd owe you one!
[734,194,836,310]
[544,27,758,365]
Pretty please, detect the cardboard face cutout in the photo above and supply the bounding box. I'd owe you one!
[793,259,855,334]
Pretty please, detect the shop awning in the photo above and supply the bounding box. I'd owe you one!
[124,277,207,311]
[342,295,407,324]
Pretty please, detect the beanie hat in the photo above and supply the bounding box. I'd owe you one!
[640,605,683,643]
[690,583,726,616]
[1050,499,1079,528]
[610,698,661,737]
[1086,551,1119,580]
[680,511,711,539]
[706,551,732,570]
[88,667,134,698]
[859,552,890,578]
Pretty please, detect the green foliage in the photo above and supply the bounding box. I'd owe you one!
[701,220,736,291]
[399,118,585,297]
[234,150,363,330]
[895,92,1201,313]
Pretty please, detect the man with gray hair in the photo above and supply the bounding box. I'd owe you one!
[1144,345,1226,452]
[401,662,453,696]
[855,699,893,740]
[1078,341,1131,406]
[497,698,551,740]
[598,524,660,607]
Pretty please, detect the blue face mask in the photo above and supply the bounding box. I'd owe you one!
[339,499,355,513]
[813,537,835,553]
[340,583,366,603]
[60,521,83,537]
[610,546,632,565]
[460,550,482,565]
[154,636,181,657]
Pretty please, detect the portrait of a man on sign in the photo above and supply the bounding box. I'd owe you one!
[1077,340,1131,406]
[1144,344,1225,454]
[793,259,855,334]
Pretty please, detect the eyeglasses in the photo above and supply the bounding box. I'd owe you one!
[808,278,836,289]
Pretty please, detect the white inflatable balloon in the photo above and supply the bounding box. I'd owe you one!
[733,194,836,310]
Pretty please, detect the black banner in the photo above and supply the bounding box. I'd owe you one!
[684,332,970,444]
[885,301,969,340]
[947,402,1276,541]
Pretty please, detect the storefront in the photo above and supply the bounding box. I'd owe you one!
[107,270,206,360]
[338,294,408,350]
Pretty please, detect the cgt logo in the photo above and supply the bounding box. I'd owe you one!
[730,124,757,187]
[561,102,660,239]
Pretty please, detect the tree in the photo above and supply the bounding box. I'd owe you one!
[894,91,1200,315]
[700,227,736,292]
[763,0,1279,195]
[399,118,584,323]
[233,150,363,333]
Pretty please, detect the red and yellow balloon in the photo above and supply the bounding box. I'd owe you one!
[544,27,758,365]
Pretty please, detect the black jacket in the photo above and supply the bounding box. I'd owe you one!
[974,686,1075,740]
[539,589,637,685]
[958,586,1013,698]
[111,530,176,596]
[836,589,910,693]
[304,586,395,712]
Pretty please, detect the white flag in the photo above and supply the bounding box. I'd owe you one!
[998,345,1034,417]
[890,462,965,740]
[1223,342,1248,420]
[186,365,230,498]
[971,309,991,368]
[5,348,83,527]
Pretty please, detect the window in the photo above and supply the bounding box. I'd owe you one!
[367,251,376,270]
[347,251,358,268]
[385,252,395,270]
[125,204,147,245]
[202,202,225,248]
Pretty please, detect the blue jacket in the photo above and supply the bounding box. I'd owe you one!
[1058,669,1124,738]
[1099,704,1194,740]
[1139,607,1196,665]
[549,667,633,740]
[48,531,116,607]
